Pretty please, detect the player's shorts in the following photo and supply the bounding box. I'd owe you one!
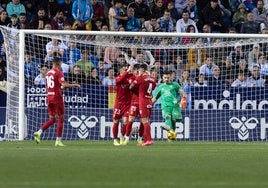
[47,102,65,116]
[162,106,182,120]
[112,103,129,120]
[129,104,139,117]
[139,104,152,118]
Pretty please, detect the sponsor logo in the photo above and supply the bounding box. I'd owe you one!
[26,87,89,108]
[68,115,190,139]
[229,117,258,140]
[194,90,268,110]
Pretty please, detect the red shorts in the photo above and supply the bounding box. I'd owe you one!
[112,103,129,120]
[47,102,65,116]
[129,103,139,117]
[139,104,152,118]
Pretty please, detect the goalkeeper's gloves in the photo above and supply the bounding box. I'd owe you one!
[180,97,187,109]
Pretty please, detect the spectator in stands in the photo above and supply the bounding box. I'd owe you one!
[47,0,59,20]
[108,0,128,31]
[229,42,245,65]
[34,64,49,85]
[260,14,268,30]
[128,0,152,24]
[102,68,116,86]
[220,56,236,85]
[194,73,207,86]
[258,54,268,76]
[171,55,186,81]
[186,38,206,71]
[175,0,188,18]
[232,3,248,33]
[202,0,226,33]
[179,69,194,86]
[244,0,258,12]
[87,67,101,84]
[62,0,74,24]
[76,50,95,77]
[167,2,180,23]
[235,59,249,77]
[246,64,265,86]
[142,16,161,32]
[240,12,261,33]
[152,61,164,81]
[185,0,199,24]
[248,43,264,70]
[24,52,40,84]
[231,71,247,87]
[51,9,70,30]
[62,41,81,66]
[154,38,174,66]
[0,10,9,26]
[104,43,124,64]
[176,10,198,33]
[30,7,50,29]
[18,13,30,29]
[67,65,87,84]
[207,66,226,87]
[45,37,65,62]
[91,0,105,25]
[125,7,141,31]
[199,55,217,78]
[158,10,174,32]
[7,14,21,29]
[6,0,26,18]
[202,24,213,44]
[97,58,109,81]
[72,0,93,30]
[252,0,268,22]
[151,0,166,20]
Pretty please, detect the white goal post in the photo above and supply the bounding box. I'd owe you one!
[1,26,268,141]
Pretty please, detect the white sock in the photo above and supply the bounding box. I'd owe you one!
[56,137,62,141]
[125,136,129,141]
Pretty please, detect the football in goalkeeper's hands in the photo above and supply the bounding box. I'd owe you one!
[167,130,177,140]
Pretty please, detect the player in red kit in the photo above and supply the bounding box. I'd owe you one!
[112,63,133,146]
[122,64,144,145]
[131,63,156,146]
[33,57,80,146]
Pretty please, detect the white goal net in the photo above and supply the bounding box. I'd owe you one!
[1,26,268,141]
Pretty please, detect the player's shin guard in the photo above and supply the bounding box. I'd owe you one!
[56,117,64,137]
[112,122,119,139]
[41,118,56,131]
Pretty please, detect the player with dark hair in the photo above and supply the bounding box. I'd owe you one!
[130,63,156,146]
[122,64,143,145]
[33,57,80,146]
[152,70,187,141]
[112,63,133,146]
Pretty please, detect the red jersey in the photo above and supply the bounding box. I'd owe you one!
[114,72,132,106]
[135,74,156,106]
[46,67,65,104]
[129,74,139,105]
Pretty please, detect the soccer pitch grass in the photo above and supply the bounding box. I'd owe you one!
[0,141,268,188]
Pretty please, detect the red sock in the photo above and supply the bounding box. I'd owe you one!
[143,122,152,142]
[125,121,133,137]
[41,118,56,131]
[112,122,119,139]
[57,117,64,137]
[121,124,126,136]
[139,122,144,137]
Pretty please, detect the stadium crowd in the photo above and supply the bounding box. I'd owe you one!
[0,0,268,88]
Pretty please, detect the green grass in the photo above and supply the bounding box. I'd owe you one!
[0,141,268,188]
